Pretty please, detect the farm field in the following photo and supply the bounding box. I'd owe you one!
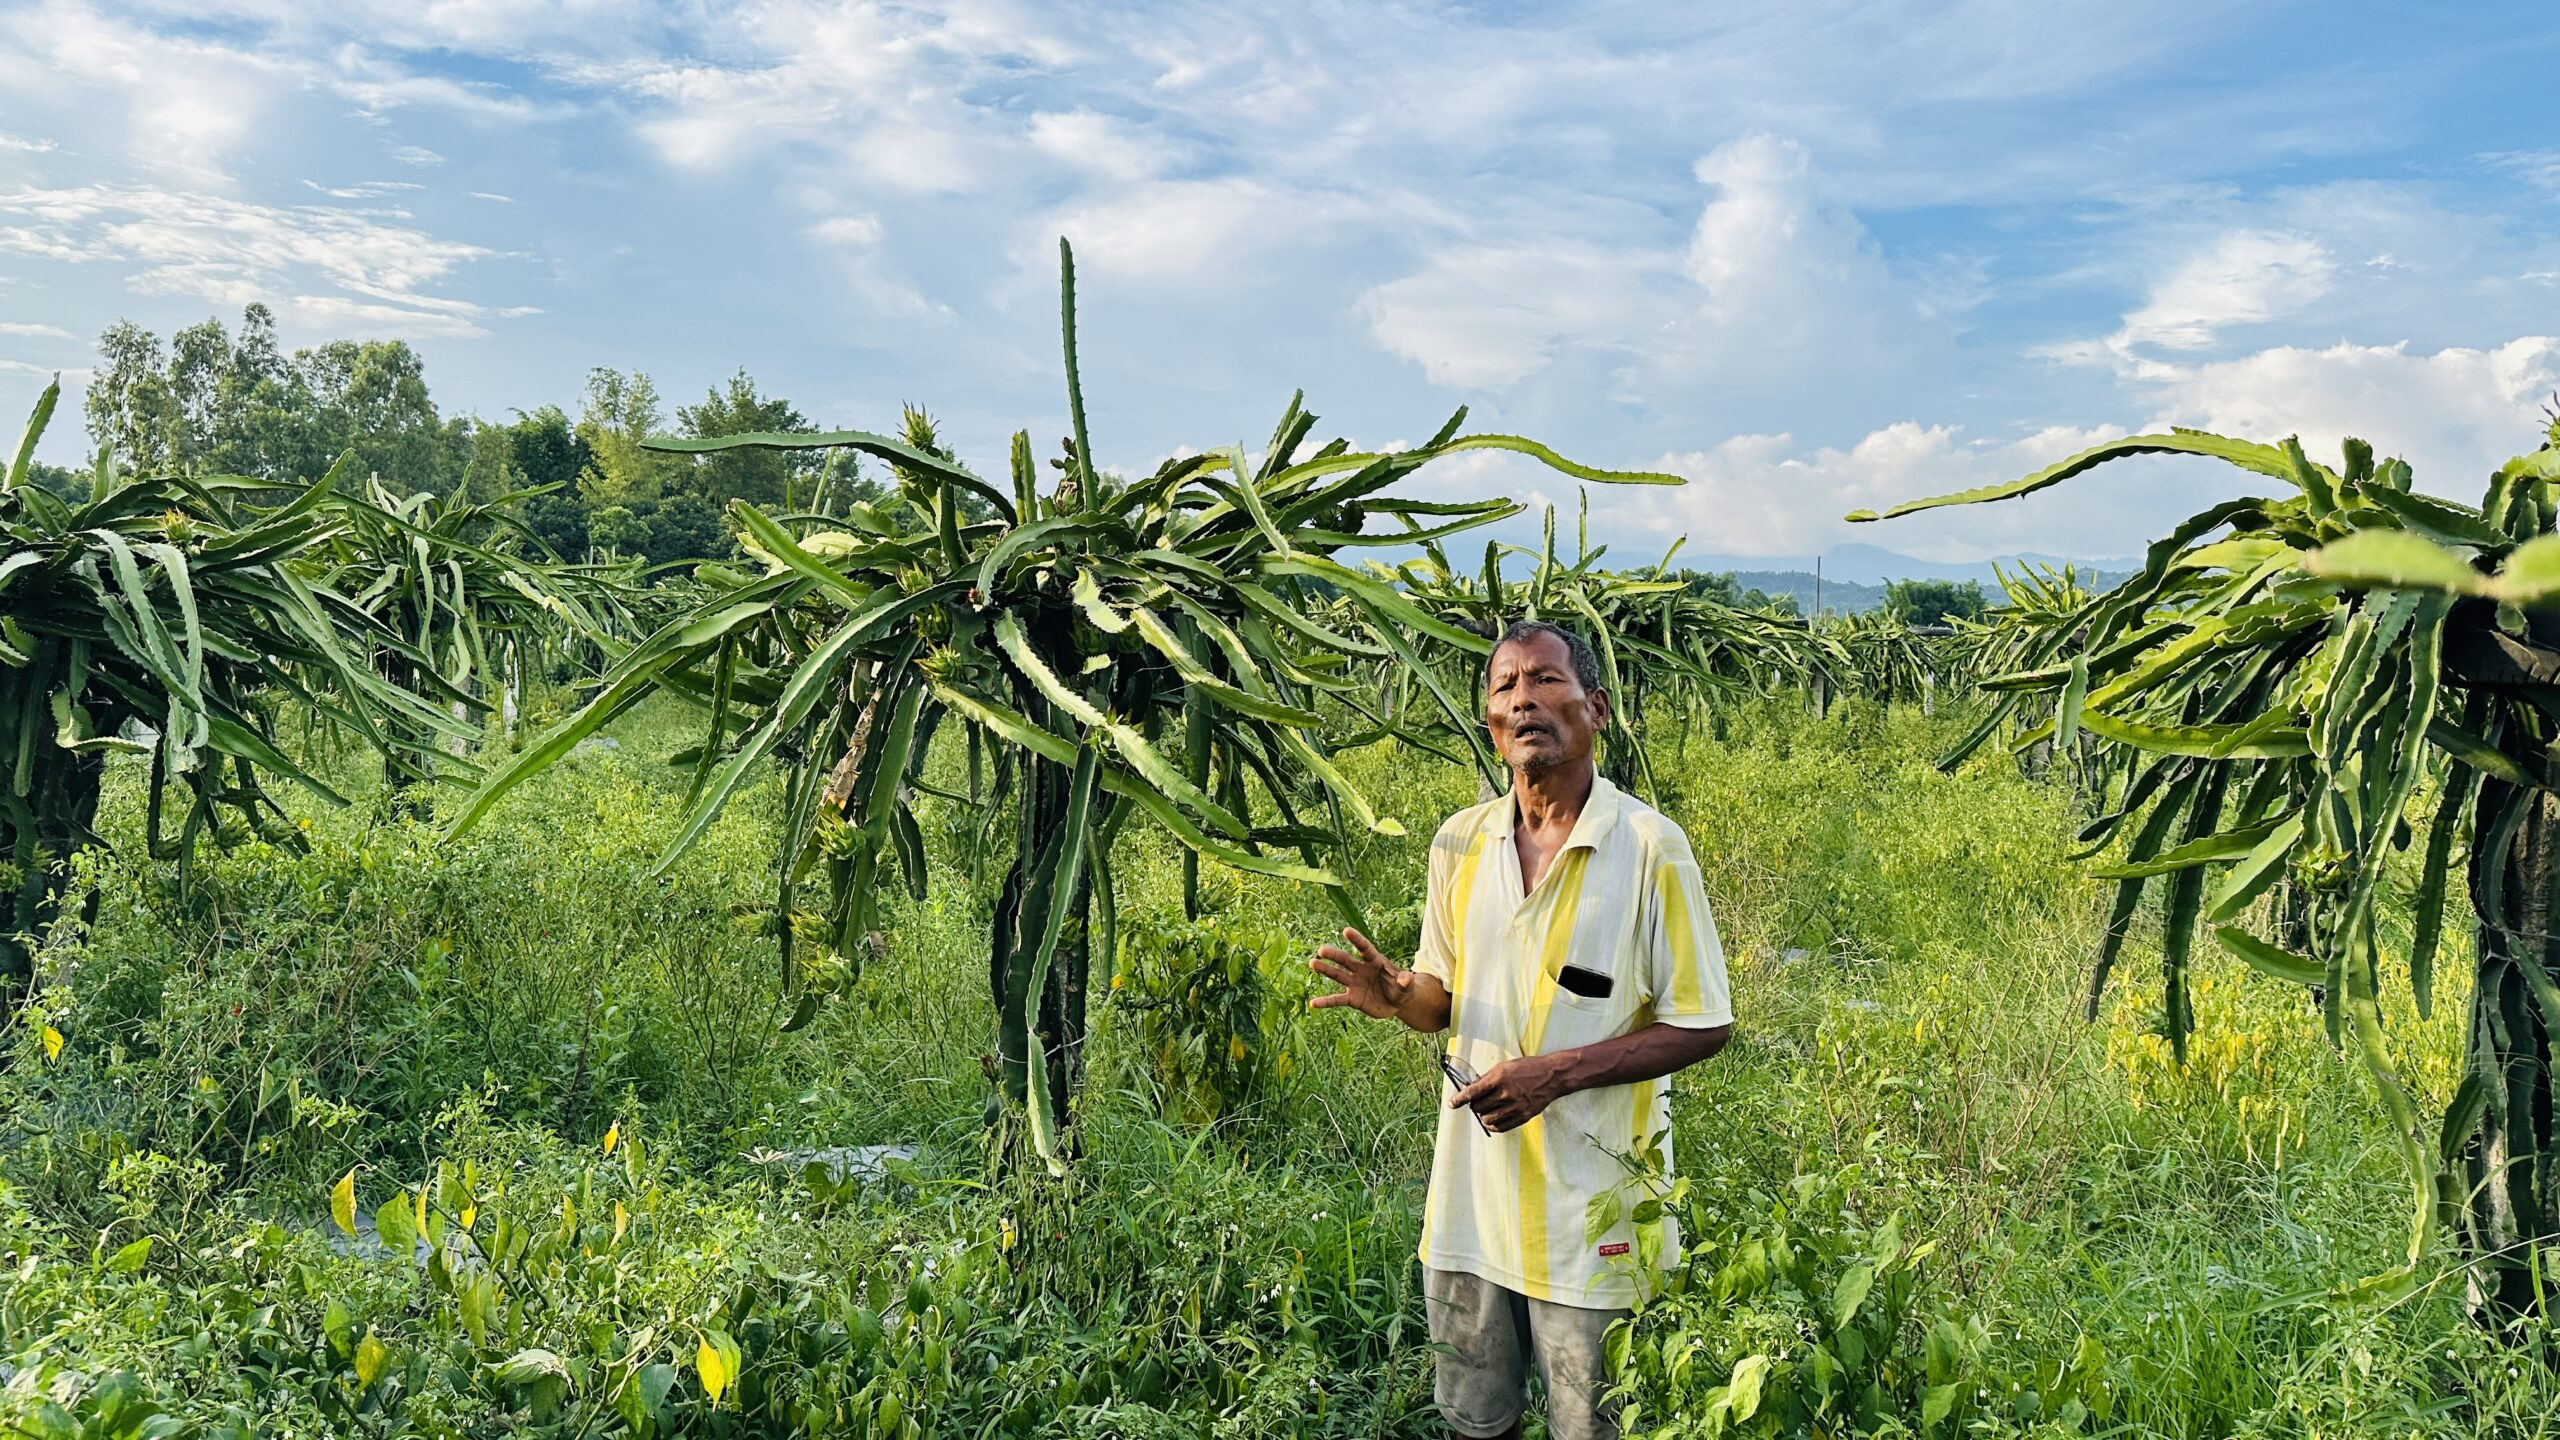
[9,8,2560,1436]
[4,690,2550,1438]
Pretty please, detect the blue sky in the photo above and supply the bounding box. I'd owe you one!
[1,1,2555,563]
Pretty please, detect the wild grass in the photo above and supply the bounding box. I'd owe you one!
[0,694,2552,1436]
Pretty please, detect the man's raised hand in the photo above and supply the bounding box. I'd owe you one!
[1308,927,1409,1021]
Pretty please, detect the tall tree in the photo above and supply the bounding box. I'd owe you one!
[576,367,678,507]
[82,308,458,491]
[674,369,814,508]
[84,322,177,472]
[510,406,595,562]
[1885,577,1987,627]
[297,338,452,492]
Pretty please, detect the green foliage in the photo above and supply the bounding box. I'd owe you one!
[1883,577,1986,628]
[1607,1164,2119,1438]
[1668,568,1800,616]
[318,476,625,802]
[670,369,817,509]
[3,691,2559,1435]
[0,1359,185,1439]
[1852,422,2560,1306]
[4,745,795,1210]
[0,380,473,1004]
[453,240,1680,1167]
[1825,610,1946,706]
[1108,913,1305,1125]
[1362,495,1838,799]
[85,307,453,490]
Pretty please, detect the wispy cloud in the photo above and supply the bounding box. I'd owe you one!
[0,184,512,338]
[0,322,74,339]
[0,1,2551,563]
[2484,151,2560,194]
[1364,135,1934,400]
[302,180,426,200]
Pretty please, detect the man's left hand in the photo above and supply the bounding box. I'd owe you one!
[1451,1055,1569,1133]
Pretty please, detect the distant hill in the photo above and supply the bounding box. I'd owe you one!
[1723,571,1888,616]
[1689,544,2131,616]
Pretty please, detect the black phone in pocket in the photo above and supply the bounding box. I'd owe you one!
[1556,964,1614,1000]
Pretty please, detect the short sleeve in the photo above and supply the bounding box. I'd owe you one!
[1643,833,1733,1028]
[1411,818,1467,984]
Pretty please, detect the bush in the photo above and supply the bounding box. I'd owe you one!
[1608,1162,2122,1437]
[1107,913,1308,1126]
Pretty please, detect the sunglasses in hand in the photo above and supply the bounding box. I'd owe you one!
[1438,1050,1496,1135]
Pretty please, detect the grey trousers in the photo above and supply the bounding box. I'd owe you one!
[1424,1267,1626,1440]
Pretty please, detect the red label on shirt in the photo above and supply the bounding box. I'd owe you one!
[1597,1242,1631,1257]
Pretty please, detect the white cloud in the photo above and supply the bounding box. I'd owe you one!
[1678,134,1915,360]
[0,3,539,182]
[0,134,54,154]
[612,0,1078,192]
[2146,336,2560,493]
[2045,226,2339,376]
[1362,134,1928,395]
[0,322,74,339]
[1611,421,2122,558]
[302,180,426,200]
[0,4,276,178]
[806,214,884,248]
[0,184,512,338]
[1027,110,1192,182]
[1044,176,1375,288]
[1363,242,1670,389]
[2111,229,2333,353]
[2485,151,2560,194]
[0,360,91,382]
[389,146,445,167]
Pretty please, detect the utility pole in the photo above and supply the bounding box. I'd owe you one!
[1810,555,1827,718]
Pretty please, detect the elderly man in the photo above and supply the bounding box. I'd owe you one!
[1310,620,1734,1440]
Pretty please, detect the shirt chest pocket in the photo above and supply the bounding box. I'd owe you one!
[1531,957,1642,1053]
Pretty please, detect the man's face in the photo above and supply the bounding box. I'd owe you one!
[1485,632,1610,775]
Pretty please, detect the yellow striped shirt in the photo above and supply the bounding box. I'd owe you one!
[1412,775,1733,1308]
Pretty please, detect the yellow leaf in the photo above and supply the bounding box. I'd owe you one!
[697,1335,731,1404]
[602,1120,621,1156]
[38,1024,62,1062]
[612,1200,629,1244]
[354,1334,389,1388]
[331,1169,357,1237]
[459,1203,477,1232]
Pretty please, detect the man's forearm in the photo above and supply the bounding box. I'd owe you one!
[1396,970,1453,1034]
[1545,1020,1729,1095]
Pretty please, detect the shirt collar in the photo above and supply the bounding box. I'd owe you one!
[1487,773,1623,851]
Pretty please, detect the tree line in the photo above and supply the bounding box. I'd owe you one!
[41,308,1978,620]
[49,305,887,571]
[1665,569,1988,627]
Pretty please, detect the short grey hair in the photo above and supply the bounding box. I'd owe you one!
[1487,620,1603,693]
